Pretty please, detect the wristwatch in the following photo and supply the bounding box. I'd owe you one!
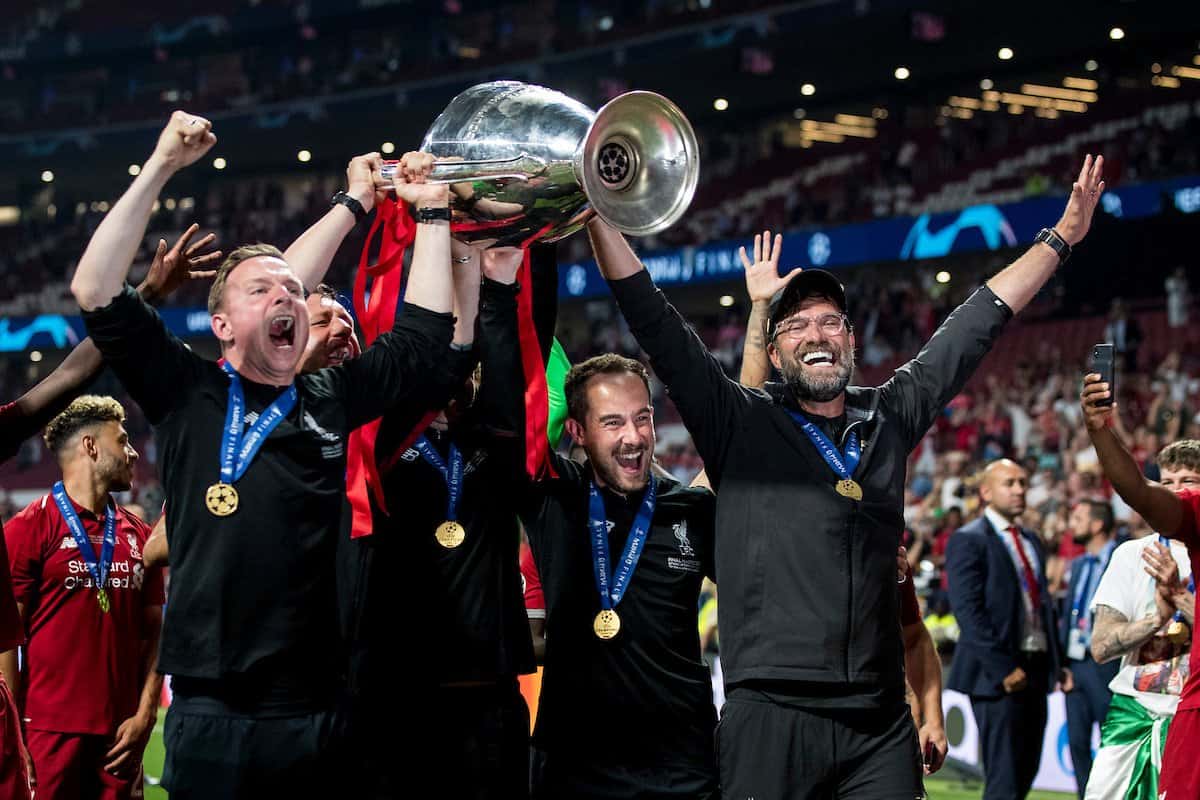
[414,205,452,224]
[331,191,367,224]
[1034,227,1071,265]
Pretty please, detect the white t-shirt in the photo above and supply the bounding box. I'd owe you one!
[1090,536,1192,716]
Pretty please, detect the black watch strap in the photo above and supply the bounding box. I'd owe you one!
[331,191,367,223]
[1035,227,1071,265]
[414,205,452,224]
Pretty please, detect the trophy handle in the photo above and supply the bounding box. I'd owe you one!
[380,154,548,185]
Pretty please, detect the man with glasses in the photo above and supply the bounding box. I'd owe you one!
[585,154,1106,798]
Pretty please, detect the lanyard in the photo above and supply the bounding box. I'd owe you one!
[588,477,657,611]
[51,482,115,599]
[412,436,464,521]
[217,360,297,484]
[787,410,860,481]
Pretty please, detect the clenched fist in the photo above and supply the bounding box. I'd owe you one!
[148,111,218,173]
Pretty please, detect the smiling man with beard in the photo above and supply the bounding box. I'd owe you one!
[477,254,718,800]
[1,397,163,800]
[69,111,457,798]
[586,155,1107,799]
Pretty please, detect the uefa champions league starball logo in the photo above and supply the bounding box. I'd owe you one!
[807,232,831,266]
[566,264,588,296]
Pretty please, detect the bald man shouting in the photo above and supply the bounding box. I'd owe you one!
[946,459,1067,800]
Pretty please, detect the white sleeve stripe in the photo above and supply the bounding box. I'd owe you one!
[526,609,546,619]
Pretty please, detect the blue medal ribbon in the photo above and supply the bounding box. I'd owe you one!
[51,481,115,603]
[412,436,464,522]
[588,477,657,612]
[218,361,298,484]
[1071,539,1115,631]
[1159,535,1195,624]
[1071,555,1100,630]
[787,410,861,482]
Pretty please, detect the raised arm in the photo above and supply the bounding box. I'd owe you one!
[588,218,753,484]
[883,157,1105,448]
[374,241,482,444]
[2,223,219,461]
[337,153,456,429]
[135,223,222,306]
[1082,374,1186,537]
[986,155,1104,314]
[71,111,216,310]
[738,230,801,388]
[476,248,529,462]
[394,152,453,315]
[283,153,383,290]
[450,240,482,348]
[0,340,102,464]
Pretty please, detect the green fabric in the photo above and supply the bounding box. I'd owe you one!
[1099,693,1171,800]
[545,338,571,448]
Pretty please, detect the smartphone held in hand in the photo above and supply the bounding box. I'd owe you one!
[1090,343,1115,407]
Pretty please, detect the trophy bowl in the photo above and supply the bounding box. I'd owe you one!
[381,81,699,246]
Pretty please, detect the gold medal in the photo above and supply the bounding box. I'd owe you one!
[205,482,239,517]
[435,520,466,549]
[835,479,863,500]
[1168,619,1190,645]
[593,609,621,640]
[96,589,110,614]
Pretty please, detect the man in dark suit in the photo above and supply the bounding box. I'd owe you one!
[947,459,1064,800]
[1059,500,1119,799]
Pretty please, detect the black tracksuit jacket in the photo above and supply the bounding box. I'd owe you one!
[609,270,1013,706]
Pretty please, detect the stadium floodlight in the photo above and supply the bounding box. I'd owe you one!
[801,83,816,96]
[41,170,54,183]
[1109,27,1125,41]
[297,150,312,163]
[998,47,1014,61]
[894,66,910,80]
[1020,84,1098,103]
[713,98,729,111]
[381,142,396,154]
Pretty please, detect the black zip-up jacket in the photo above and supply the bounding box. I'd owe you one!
[609,270,1012,706]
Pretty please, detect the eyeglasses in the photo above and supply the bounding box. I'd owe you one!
[773,313,848,340]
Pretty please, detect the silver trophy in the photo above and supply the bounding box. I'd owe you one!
[380,81,699,246]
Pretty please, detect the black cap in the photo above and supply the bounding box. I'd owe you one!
[766,269,848,340]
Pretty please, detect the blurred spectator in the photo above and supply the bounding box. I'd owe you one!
[1166,267,1190,328]
[1104,299,1144,372]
